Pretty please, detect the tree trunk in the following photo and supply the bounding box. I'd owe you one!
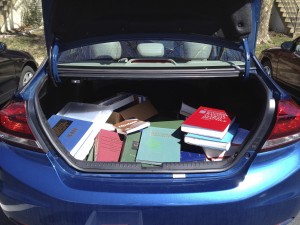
[257,0,274,44]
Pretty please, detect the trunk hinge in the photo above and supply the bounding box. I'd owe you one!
[49,40,61,85]
[242,38,250,79]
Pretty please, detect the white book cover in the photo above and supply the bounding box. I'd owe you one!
[57,102,113,160]
[98,92,135,110]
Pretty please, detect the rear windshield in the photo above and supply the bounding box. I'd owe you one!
[58,40,245,68]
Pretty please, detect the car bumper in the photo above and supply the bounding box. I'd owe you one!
[0,142,300,225]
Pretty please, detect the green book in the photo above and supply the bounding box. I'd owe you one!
[86,144,95,162]
[120,132,141,162]
[136,127,180,165]
[150,120,183,129]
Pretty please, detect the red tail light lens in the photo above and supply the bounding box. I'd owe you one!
[0,101,34,139]
[262,99,300,151]
[0,101,42,151]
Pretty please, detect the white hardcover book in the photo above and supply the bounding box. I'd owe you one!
[98,93,135,110]
[57,102,113,160]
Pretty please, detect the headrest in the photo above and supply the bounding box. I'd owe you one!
[90,42,122,60]
[137,43,164,57]
[184,42,212,59]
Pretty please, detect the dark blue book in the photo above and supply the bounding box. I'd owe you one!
[48,115,93,157]
[180,143,206,162]
[180,151,206,162]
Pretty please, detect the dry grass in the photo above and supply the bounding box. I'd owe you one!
[256,32,294,56]
[0,29,46,65]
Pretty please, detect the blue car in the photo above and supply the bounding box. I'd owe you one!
[0,0,300,224]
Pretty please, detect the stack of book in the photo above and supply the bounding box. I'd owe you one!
[181,106,247,160]
[90,92,158,162]
[91,119,206,165]
[48,92,247,164]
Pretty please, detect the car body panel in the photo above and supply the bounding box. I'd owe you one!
[0,141,300,225]
[0,0,300,224]
[0,50,16,76]
[260,37,300,97]
[0,45,37,105]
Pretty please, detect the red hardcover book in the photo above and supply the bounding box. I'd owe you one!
[94,130,124,162]
[181,106,235,139]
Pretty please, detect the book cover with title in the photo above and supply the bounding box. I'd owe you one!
[48,115,93,156]
[94,130,124,162]
[181,106,235,139]
[136,127,180,165]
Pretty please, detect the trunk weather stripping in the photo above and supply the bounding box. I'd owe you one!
[243,38,250,79]
[49,40,61,85]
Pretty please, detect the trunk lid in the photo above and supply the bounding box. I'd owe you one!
[41,0,260,52]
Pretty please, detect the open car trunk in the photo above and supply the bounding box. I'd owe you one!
[36,74,272,173]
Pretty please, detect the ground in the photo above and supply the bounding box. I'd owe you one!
[0,28,46,65]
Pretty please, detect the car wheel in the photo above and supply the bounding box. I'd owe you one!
[262,60,273,77]
[19,66,35,89]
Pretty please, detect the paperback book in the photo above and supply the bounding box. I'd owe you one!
[181,106,235,139]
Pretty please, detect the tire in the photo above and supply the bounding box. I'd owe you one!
[19,65,35,89]
[262,60,273,77]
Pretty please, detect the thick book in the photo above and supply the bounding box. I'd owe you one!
[184,123,239,151]
[57,102,113,160]
[181,106,235,139]
[204,128,249,158]
[136,127,180,165]
[114,119,150,135]
[48,115,93,158]
[120,132,142,162]
[94,130,124,162]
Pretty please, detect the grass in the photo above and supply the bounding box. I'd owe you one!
[0,30,295,65]
[256,32,294,56]
[0,29,46,65]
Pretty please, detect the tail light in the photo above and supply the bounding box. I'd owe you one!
[262,99,300,151]
[0,100,42,151]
